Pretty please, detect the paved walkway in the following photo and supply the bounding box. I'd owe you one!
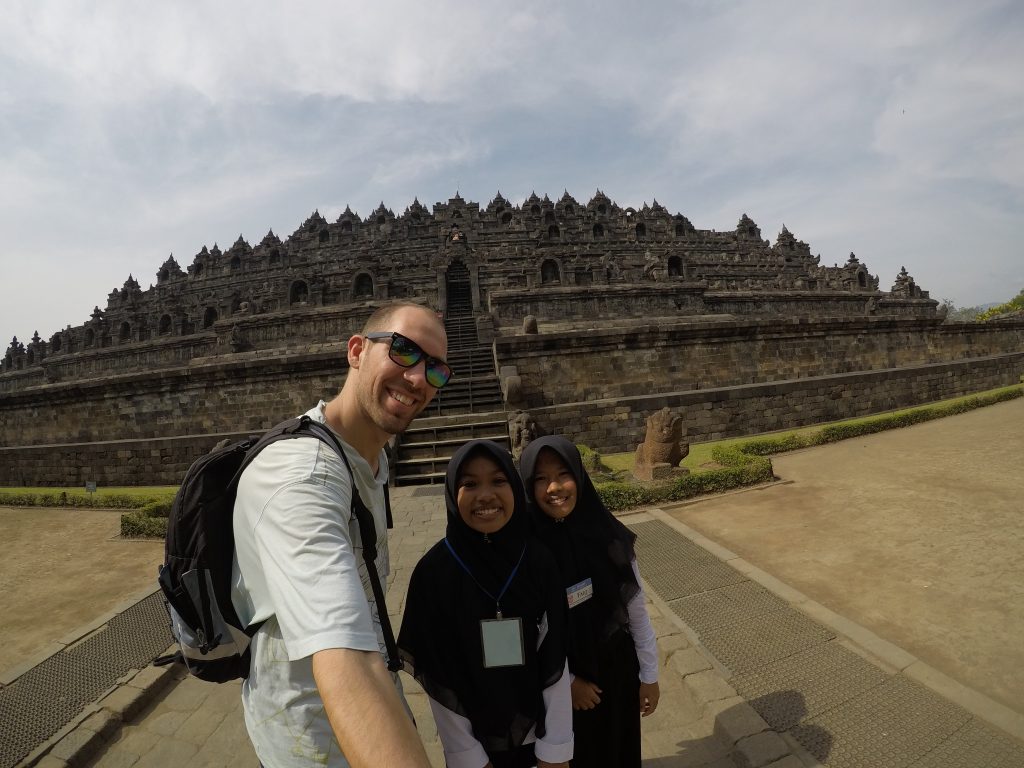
[38,488,765,768]
[10,401,1024,767]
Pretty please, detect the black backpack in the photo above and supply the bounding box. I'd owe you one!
[156,414,400,683]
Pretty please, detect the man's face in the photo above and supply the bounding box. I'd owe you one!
[352,307,448,437]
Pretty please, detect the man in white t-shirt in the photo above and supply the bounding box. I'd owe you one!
[231,302,449,768]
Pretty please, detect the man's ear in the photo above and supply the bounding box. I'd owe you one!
[347,334,366,368]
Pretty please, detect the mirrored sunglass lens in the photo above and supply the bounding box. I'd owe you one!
[426,364,451,388]
[389,336,422,366]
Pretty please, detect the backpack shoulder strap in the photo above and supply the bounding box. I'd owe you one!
[384,484,394,530]
[298,418,401,672]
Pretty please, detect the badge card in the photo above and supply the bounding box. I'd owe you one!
[480,617,526,668]
[566,577,594,608]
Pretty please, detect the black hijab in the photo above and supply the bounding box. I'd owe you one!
[398,440,567,757]
[519,435,640,683]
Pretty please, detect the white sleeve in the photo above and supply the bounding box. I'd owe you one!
[236,441,380,660]
[428,697,490,768]
[534,661,574,763]
[628,559,659,684]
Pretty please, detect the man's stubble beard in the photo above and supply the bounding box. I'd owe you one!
[357,376,425,439]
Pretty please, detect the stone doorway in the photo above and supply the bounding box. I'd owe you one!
[445,259,472,317]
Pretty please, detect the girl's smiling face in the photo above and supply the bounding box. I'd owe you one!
[457,453,516,534]
[532,449,578,521]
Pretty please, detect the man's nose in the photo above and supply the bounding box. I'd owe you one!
[402,358,428,387]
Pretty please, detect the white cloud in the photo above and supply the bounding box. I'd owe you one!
[2,0,1023,341]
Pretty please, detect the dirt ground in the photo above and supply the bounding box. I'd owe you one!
[0,506,163,675]
[666,397,1024,712]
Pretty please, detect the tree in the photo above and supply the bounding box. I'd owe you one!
[939,298,983,322]
[977,288,1024,321]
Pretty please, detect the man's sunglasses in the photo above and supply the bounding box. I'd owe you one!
[364,332,454,389]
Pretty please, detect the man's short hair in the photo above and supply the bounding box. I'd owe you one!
[361,302,444,335]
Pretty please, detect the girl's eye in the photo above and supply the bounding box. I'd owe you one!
[459,480,476,489]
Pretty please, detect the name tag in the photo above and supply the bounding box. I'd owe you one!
[566,578,594,608]
[480,617,526,668]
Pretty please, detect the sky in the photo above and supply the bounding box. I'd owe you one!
[2,0,1022,344]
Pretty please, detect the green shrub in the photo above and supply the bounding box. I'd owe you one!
[595,481,657,512]
[737,434,810,455]
[138,500,173,519]
[0,488,176,509]
[576,444,607,473]
[815,387,1022,445]
[120,512,169,538]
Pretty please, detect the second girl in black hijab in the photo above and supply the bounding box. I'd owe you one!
[520,436,660,768]
[398,440,573,768]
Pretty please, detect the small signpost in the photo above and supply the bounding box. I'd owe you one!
[85,481,97,494]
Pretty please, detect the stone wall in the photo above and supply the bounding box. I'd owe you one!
[1,306,373,389]
[0,347,348,447]
[6,351,1019,487]
[497,317,1024,408]
[487,286,903,329]
[529,352,1024,455]
[0,433,249,487]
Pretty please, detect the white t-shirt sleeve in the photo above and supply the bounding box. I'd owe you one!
[251,473,379,660]
[628,559,659,684]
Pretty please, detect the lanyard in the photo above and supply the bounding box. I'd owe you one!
[444,538,526,619]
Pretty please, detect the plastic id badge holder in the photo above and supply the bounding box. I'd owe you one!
[480,617,526,668]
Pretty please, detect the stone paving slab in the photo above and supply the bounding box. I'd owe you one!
[732,644,888,730]
[790,676,972,768]
[632,513,1024,766]
[905,719,1024,768]
[2,593,171,768]
[668,582,789,634]
[699,608,836,675]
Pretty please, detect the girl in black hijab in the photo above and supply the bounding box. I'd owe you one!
[398,440,573,768]
[520,436,660,768]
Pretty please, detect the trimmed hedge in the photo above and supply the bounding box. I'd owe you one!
[0,490,175,508]
[121,511,170,538]
[741,384,1023,455]
[577,444,607,473]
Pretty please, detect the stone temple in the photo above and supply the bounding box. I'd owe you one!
[1,191,1022,485]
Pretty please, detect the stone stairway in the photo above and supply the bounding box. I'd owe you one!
[392,412,511,485]
[391,309,509,485]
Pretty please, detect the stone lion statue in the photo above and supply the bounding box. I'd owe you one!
[634,407,689,481]
[508,410,544,461]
